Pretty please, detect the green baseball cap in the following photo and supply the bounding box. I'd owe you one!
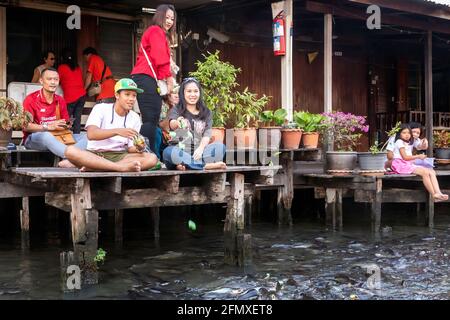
[114,78,144,94]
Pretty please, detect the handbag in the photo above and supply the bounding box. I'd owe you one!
[87,62,107,97]
[141,43,168,96]
[50,102,76,145]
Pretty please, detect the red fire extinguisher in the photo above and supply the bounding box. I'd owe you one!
[273,11,286,56]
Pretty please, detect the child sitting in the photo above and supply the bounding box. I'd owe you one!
[391,124,448,202]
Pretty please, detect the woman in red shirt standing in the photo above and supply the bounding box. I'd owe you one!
[57,48,86,133]
[131,4,176,154]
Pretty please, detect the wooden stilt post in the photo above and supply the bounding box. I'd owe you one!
[426,193,434,229]
[424,30,434,156]
[325,188,336,229]
[114,209,123,244]
[424,30,434,229]
[277,152,293,226]
[244,195,253,227]
[335,188,343,229]
[324,13,333,153]
[224,173,251,266]
[20,197,30,249]
[70,179,98,285]
[150,207,160,238]
[371,179,382,232]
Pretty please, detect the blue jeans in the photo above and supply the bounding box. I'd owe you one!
[24,132,88,158]
[162,143,226,170]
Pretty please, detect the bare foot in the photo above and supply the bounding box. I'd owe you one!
[58,159,77,168]
[120,161,141,172]
[176,164,186,171]
[204,161,227,170]
[433,193,448,202]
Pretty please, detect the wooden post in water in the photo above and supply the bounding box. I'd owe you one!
[70,179,98,285]
[277,152,293,226]
[224,173,251,266]
[244,195,253,227]
[325,188,342,230]
[150,207,160,238]
[426,193,434,229]
[114,209,123,245]
[371,179,382,232]
[60,251,81,292]
[20,197,30,249]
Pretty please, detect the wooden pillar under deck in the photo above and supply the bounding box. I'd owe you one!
[70,179,98,285]
[224,173,251,266]
[20,197,30,249]
[325,188,343,230]
[150,207,160,238]
[371,179,382,232]
[426,193,434,229]
[114,209,123,244]
[277,152,293,226]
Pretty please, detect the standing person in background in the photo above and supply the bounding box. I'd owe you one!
[83,47,116,104]
[31,50,55,83]
[131,4,176,153]
[57,48,86,134]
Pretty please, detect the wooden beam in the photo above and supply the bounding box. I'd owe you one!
[277,153,293,226]
[324,13,333,152]
[45,185,255,212]
[0,7,6,97]
[0,182,46,198]
[348,0,450,21]
[425,31,434,156]
[8,0,135,21]
[306,1,450,35]
[273,0,294,121]
[371,179,382,232]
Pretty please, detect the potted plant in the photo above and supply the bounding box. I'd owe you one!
[358,122,401,171]
[0,97,33,148]
[294,111,325,148]
[433,130,450,159]
[281,121,302,149]
[189,51,240,144]
[321,111,369,172]
[258,108,286,150]
[232,88,270,149]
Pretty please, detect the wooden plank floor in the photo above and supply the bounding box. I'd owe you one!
[10,165,281,178]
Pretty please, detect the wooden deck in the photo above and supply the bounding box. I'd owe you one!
[0,164,281,285]
[296,172,450,232]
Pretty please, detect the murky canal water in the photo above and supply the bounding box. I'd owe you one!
[0,196,449,300]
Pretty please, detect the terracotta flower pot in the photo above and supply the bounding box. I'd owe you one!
[281,129,302,149]
[209,127,225,144]
[301,132,319,149]
[234,127,257,149]
[258,127,281,150]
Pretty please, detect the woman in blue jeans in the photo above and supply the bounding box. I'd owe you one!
[162,78,226,170]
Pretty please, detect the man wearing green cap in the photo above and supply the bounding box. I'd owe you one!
[64,78,158,172]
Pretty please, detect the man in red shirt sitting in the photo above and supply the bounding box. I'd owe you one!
[23,67,88,166]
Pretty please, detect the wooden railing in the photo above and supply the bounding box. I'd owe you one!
[376,111,450,137]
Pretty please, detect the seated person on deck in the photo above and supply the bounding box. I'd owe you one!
[64,78,157,172]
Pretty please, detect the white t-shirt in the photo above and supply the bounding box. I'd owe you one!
[386,136,421,152]
[85,103,142,152]
[393,139,415,159]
